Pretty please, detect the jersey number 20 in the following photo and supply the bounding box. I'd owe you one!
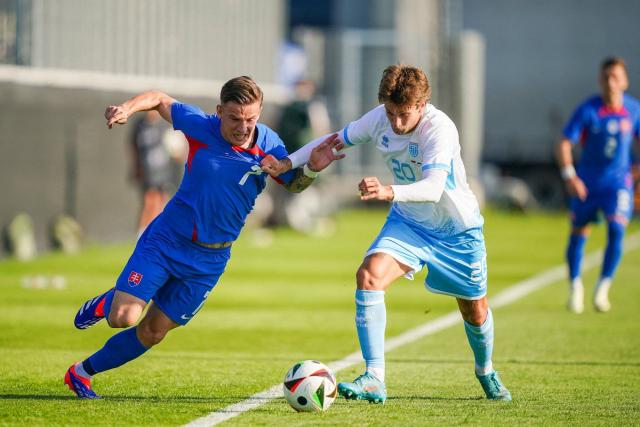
[391,159,416,182]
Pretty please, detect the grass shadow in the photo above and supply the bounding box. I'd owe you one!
[0,394,247,403]
[387,358,640,368]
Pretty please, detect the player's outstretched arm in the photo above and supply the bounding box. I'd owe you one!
[105,91,176,129]
[261,133,344,177]
[556,138,587,201]
[275,134,346,193]
[307,134,345,172]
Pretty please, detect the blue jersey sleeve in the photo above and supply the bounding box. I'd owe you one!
[265,132,297,185]
[563,101,591,144]
[171,102,216,142]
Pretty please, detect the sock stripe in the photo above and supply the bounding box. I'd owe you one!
[355,298,385,306]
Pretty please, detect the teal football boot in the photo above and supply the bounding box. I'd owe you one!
[337,373,386,404]
[476,371,512,401]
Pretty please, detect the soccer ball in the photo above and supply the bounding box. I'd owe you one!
[283,360,337,412]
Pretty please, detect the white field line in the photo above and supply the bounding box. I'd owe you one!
[182,232,640,427]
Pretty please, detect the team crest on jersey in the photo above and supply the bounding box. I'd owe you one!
[128,271,143,287]
[620,118,631,134]
[408,142,419,157]
[381,135,389,148]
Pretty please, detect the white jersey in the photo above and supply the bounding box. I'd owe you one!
[343,104,483,237]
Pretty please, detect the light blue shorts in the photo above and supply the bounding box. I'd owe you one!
[366,211,487,300]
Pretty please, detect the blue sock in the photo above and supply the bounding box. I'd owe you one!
[83,327,148,375]
[567,233,587,280]
[102,289,115,319]
[602,221,625,278]
[464,308,494,376]
[355,289,386,380]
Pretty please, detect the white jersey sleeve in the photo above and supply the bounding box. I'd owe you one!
[419,124,456,176]
[342,107,382,147]
[287,134,327,169]
[391,168,447,203]
[286,107,381,168]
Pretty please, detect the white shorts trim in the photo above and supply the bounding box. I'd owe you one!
[424,282,487,300]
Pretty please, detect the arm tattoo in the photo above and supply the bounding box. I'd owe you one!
[283,167,315,193]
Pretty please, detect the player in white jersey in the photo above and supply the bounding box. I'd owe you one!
[262,65,511,402]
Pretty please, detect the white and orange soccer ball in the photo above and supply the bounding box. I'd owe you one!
[283,360,337,412]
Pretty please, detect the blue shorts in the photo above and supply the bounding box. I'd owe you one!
[366,211,487,300]
[570,187,633,226]
[115,219,231,325]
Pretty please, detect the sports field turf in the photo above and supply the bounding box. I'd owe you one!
[1,208,639,426]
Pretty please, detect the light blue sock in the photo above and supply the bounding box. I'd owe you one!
[355,289,386,381]
[464,308,494,376]
[83,327,148,375]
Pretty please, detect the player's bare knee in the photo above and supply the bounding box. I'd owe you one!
[108,307,141,328]
[356,266,383,291]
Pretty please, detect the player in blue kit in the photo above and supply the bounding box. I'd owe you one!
[557,57,640,314]
[64,76,344,398]
[262,65,511,403]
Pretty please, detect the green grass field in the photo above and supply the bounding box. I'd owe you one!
[1,208,639,426]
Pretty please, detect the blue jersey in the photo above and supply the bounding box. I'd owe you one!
[563,94,640,193]
[157,102,295,243]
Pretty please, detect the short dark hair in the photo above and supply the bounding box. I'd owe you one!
[220,76,263,105]
[378,65,430,106]
[600,56,627,74]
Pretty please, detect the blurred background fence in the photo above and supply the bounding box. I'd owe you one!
[0,0,639,251]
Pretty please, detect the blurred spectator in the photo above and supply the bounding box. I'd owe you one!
[480,165,538,211]
[277,40,308,96]
[277,80,331,153]
[130,110,186,237]
[271,80,334,234]
[50,214,83,254]
[5,213,37,261]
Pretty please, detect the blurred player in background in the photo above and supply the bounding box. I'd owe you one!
[262,65,511,403]
[64,76,344,398]
[272,79,333,234]
[556,57,640,314]
[129,110,184,237]
[277,79,331,154]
